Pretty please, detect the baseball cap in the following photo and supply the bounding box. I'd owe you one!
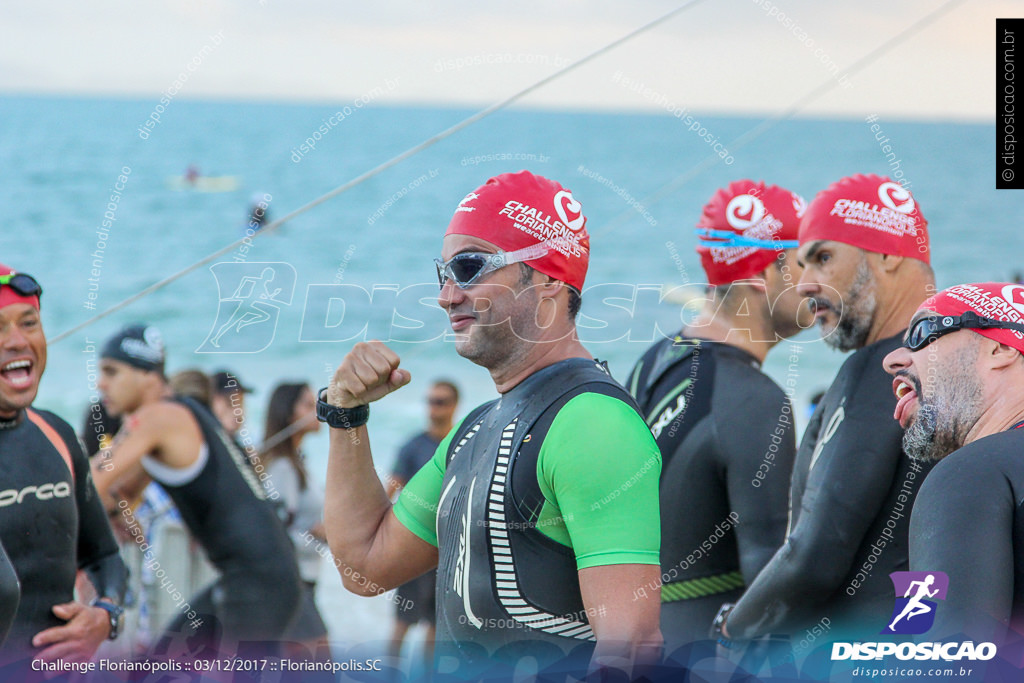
[212,370,253,395]
[100,324,166,373]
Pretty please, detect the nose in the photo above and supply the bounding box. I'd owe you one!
[0,324,29,352]
[796,269,819,297]
[883,345,912,377]
[437,277,464,311]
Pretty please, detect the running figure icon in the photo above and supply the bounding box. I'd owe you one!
[888,574,939,631]
[197,262,296,354]
[210,267,282,347]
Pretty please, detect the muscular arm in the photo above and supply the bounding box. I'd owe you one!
[726,399,902,639]
[910,450,1014,641]
[91,403,196,510]
[581,564,662,675]
[70,432,127,605]
[714,374,796,584]
[323,341,438,596]
[541,394,664,668]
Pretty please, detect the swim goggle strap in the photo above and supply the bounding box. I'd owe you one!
[435,242,550,289]
[904,310,1024,351]
[695,228,798,250]
[0,273,43,301]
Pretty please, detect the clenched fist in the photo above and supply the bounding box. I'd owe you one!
[328,341,412,408]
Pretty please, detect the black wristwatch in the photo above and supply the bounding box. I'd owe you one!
[92,599,125,641]
[316,387,370,429]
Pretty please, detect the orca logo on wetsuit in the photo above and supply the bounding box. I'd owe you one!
[0,481,72,507]
[882,571,948,635]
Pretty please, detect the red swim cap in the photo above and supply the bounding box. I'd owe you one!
[799,174,929,264]
[0,263,40,311]
[695,180,806,286]
[920,282,1024,353]
[445,170,590,291]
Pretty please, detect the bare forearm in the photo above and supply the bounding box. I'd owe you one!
[323,426,394,590]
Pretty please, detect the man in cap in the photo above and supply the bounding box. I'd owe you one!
[884,283,1024,642]
[0,264,127,664]
[91,324,300,657]
[323,171,663,676]
[626,180,809,651]
[721,174,936,643]
[209,370,252,441]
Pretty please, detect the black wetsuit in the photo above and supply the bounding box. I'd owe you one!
[728,333,934,640]
[0,542,16,648]
[626,337,796,648]
[434,359,650,668]
[910,424,1024,642]
[151,398,300,654]
[0,409,125,656]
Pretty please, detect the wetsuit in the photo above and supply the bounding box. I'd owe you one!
[0,408,126,656]
[910,424,1024,642]
[148,398,300,653]
[626,337,795,648]
[728,333,934,640]
[0,541,16,648]
[394,359,661,669]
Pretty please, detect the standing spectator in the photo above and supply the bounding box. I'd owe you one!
[261,382,328,660]
[385,380,459,669]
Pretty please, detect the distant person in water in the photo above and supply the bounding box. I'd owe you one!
[184,165,200,185]
[247,193,270,232]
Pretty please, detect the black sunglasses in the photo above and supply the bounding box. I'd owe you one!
[0,273,42,301]
[904,311,1024,351]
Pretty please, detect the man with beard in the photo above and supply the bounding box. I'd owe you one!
[0,265,127,666]
[626,180,809,651]
[322,171,662,678]
[719,174,936,645]
[884,283,1024,641]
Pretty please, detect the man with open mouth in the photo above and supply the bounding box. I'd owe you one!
[0,263,127,669]
[884,282,1024,642]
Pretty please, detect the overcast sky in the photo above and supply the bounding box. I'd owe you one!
[0,0,1010,120]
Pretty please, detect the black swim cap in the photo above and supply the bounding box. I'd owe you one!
[101,324,166,373]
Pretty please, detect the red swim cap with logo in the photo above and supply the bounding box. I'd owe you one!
[0,263,40,311]
[696,180,806,286]
[919,282,1024,353]
[799,173,929,264]
[445,170,590,291]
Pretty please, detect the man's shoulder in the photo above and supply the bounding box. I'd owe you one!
[24,407,74,435]
[550,391,650,441]
[931,430,1024,479]
[132,399,199,433]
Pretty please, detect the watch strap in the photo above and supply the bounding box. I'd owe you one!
[316,387,370,428]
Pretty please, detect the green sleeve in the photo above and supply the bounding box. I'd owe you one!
[538,393,662,570]
[392,419,463,547]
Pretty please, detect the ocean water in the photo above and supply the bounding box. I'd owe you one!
[0,94,1014,651]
